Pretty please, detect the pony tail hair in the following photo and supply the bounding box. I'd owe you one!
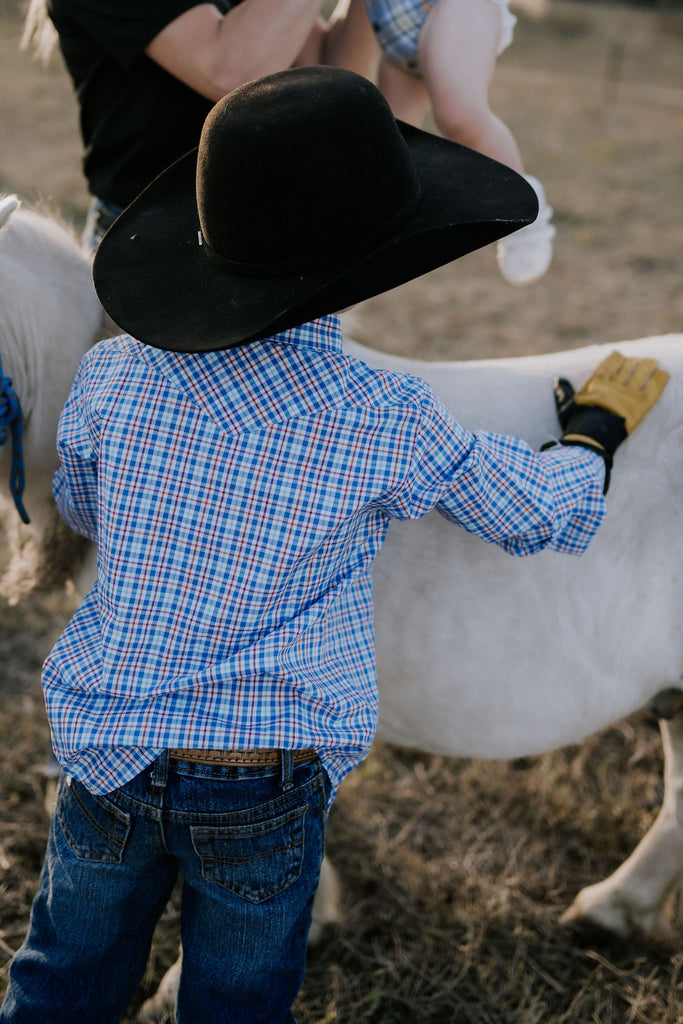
[21,0,58,64]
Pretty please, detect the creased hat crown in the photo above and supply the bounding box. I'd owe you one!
[196,66,421,274]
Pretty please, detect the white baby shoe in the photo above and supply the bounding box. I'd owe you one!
[497,175,555,286]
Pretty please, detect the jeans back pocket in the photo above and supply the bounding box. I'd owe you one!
[190,803,309,904]
[56,778,131,863]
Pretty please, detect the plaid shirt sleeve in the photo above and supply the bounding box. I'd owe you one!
[52,356,99,543]
[386,384,606,556]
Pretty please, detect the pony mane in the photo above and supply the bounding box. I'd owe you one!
[21,0,58,64]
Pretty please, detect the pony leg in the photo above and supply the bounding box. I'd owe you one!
[136,955,182,1024]
[562,705,683,940]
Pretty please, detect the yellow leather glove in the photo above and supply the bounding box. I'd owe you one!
[546,351,669,494]
[573,351,669,434]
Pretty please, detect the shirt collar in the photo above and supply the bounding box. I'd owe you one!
[267,314,343,354]
[122,314,344,381]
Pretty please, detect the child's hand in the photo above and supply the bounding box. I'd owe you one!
[546,352,669,493]
[573,352,670,434]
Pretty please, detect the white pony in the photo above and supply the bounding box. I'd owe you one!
[0,196,103,598]
[1,197,682,1018]
[356,333,683,942]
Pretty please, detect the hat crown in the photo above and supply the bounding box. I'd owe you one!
[196,66,421,273]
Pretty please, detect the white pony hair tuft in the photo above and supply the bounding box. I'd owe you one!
[21,0,58,64]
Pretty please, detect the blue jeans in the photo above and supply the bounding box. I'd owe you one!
[82,198,124,253]
[0,751,330,1024]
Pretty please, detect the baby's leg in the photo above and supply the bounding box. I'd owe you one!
[377,52,430,127]
[418,0,523,169]
[323,0,378,76]
[419,0,554,284]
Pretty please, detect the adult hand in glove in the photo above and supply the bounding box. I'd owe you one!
[546,351,669,493]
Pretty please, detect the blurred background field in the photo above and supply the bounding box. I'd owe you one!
[1,1,683,1020]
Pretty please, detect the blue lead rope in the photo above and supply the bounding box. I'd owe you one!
[0,353,30,524]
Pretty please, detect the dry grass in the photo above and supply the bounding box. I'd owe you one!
[295,732,683,1023]
[1,0,683,1021]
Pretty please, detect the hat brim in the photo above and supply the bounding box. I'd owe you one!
[94,122,538,352]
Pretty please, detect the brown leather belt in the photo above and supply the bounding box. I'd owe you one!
[168,748,317,766]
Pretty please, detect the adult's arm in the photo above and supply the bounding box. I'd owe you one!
[145,0,326,101]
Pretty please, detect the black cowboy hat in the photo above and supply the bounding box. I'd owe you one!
[93,65,538,352]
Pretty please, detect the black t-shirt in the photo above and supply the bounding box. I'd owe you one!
[48,0,233,207]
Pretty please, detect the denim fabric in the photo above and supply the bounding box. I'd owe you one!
[0,752,330,1024]
[82,198,124,253]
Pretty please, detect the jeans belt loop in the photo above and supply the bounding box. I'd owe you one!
[150,750,169,789]
[280,749,294,792]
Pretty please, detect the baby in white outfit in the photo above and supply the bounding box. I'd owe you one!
[362,0,555,285]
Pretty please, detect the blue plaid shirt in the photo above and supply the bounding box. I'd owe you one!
[44,315,605,800]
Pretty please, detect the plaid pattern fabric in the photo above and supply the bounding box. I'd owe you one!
[365,0,435,70]
[44,315,605,800]
[365,0,516,71]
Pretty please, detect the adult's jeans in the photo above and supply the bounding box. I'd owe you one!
[82,197,123,253]
[0,750,330,1024]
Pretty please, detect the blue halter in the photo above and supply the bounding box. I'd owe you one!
[0,352,30,524]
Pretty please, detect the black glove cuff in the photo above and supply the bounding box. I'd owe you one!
[561,406,627,456]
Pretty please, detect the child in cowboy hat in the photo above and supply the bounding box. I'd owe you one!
[0,65,667,1024]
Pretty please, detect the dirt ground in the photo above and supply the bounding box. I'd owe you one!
[1,0,683,1021]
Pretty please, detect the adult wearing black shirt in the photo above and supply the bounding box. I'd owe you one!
[38,0,374,245]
